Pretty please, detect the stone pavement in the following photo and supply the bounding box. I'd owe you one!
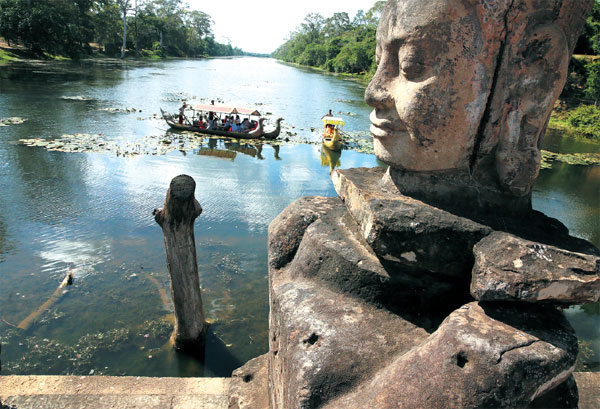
[0,375,230,409]
[574,372,600,409]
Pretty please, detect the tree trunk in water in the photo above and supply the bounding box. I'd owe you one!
[154,175,206,350]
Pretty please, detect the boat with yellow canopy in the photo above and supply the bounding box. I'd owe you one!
[322,116,344,151]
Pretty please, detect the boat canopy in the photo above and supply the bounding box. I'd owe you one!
[192,104,261,116]
[322,117,345,126]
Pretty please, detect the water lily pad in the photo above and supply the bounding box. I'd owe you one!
[99,107,139,114]
[1,117,28,126]
[60,95,96,101]
[541,150,600,168]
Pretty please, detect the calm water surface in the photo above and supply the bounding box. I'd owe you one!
[0,57,598,375]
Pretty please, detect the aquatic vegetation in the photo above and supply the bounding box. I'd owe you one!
[162,91,197,103]
[576,339,595,371]
[0,320,171,376]
[541,150,600,168]
[60,95,97,102]
[0,117,27,126]
[98,107,140,114]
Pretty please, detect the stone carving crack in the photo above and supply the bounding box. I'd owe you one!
[469,0,516,174]
[496,339,540,364]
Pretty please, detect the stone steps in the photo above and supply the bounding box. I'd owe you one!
[0,375,230,409]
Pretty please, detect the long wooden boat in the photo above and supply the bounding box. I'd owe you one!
[161,104,281,139]
[262,117,283,138]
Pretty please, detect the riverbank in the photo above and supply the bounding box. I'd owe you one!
[549,104,600,141]
[272,60,372,84]
[0,38,242,65]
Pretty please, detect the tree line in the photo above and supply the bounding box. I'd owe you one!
[272,1,385,78]
[0,0,243,59]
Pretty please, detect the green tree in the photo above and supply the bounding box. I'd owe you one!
[323,12,350,38]
[93,0,122,54]
[585,60,600,105]
[298,43,326,66]
[0,0,92,58]
[332,41,371,73]
[576,0,600,54]
[300,13,324,42]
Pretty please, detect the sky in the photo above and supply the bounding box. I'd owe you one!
[186,0,378,55]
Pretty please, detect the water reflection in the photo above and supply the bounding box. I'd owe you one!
[0,216,13,262]
[320,145,342,171]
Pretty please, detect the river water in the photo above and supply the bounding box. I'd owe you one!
[0,57,598,376]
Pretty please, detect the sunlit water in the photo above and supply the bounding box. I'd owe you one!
[0,57,598,376]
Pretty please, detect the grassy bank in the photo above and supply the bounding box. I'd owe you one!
[549,104,600,141]
[278,60,372,85]
[547,54,600,142]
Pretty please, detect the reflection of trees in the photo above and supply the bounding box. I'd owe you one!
[580,301,600,316]
[10,144,89,225]
[534,164,600,247]
[0,216,14,262]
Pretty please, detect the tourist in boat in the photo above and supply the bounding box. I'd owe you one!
[325,124,334,136]
[178,102,187,124]
[241,118,250,132]
[225,116,233,131]
[322,109,333,119]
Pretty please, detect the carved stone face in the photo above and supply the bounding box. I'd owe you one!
[365,0,494,171]
[366,0,591,201]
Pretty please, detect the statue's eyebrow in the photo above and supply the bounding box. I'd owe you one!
[379,34,407,52]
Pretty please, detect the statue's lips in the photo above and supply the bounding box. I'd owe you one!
[370,123,407,138]
[369,111,407,138]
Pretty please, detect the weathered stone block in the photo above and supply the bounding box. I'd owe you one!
[268,196,340,270]
[269,275,429,409]
[288,198,390,307]
[326,302,578,409]
[332,167,492,302]
[471,232,600,304]
[228,354,268,409]
[528,374,578,409]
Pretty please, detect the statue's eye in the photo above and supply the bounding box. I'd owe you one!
[401,59,425,80]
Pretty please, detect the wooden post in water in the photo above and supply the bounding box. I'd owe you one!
[154,175,206,350]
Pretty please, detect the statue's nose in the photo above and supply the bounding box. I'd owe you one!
[365,65,395,110]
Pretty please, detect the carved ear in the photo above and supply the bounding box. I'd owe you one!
[495,24,569,196]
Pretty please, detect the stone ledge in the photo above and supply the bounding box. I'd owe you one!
[573,372,600,409]
[0,375,230,409]
[0,375,229,396]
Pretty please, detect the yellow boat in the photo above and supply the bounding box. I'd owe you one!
[322,116,344,151]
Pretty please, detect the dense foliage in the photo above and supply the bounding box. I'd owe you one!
[0,0,242,59]
[552,0,600,140]
[272,2,385,78]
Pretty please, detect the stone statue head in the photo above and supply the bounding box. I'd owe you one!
[366,0,592,203]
